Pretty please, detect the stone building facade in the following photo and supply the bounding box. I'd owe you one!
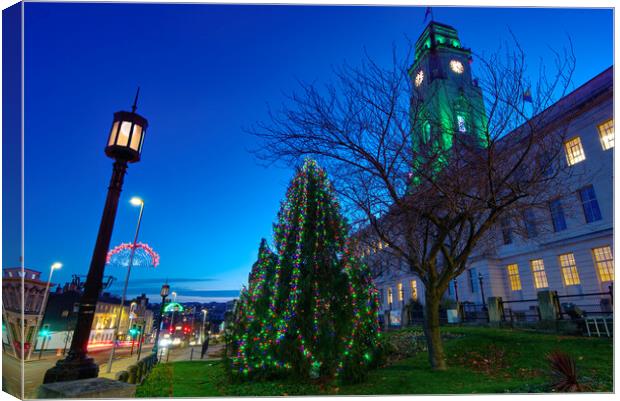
[364,22,613,324]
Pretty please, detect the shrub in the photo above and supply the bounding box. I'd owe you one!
[547,351,591,392]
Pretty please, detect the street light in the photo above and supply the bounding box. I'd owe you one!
[170,292,178,333]
[200,309,208,344]
[107,196,145,373]
[152,283,170,360]
[44,90,149,384]
[29,262,62,360]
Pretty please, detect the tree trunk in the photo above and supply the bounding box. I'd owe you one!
[423,290,447,370]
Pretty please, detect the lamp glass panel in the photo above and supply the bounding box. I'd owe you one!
[117,121,132,147]
[130,125,143,151]
[108,121,119,146]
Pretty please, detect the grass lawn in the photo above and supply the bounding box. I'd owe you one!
[136,326,612,397]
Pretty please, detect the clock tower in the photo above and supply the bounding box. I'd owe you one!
[409,21,487,168]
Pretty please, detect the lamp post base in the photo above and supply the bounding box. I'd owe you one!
[43,357,99,384]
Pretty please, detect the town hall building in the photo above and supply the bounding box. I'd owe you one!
[365,21,613,325]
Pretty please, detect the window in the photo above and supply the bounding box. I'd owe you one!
[500,218,512,245]
[578,185,602,223]
[422,121,431,143]
[530,259,549,289]
[387,288,393,305]
[397,282,404,302]
[507,264,522,291]
[379,289,385,305]
[564,137,586,166]
[598,119,614,150]
[592,246,614,282]
[558,253,581,286]
[410,280,418,301]
[523,209,538,238]
[467,269,478,293]
[457,115,467,132]
[549,199,567,232]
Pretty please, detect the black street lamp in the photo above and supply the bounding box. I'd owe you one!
[43,91,148,383]
[152,283,170,360]
[453,279,459,302]
[478,273,487,309]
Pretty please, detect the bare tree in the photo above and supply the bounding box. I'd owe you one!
[251,35,576,370]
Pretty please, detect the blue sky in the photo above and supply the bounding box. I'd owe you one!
[10,3,613,302]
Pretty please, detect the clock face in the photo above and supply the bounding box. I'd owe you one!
[450,60,464,74]
[415,70,424,87]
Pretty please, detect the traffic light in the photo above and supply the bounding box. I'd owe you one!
[129,325,140,338]
[39,325,51,337]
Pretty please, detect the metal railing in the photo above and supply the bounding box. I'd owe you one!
[500,298,541,323]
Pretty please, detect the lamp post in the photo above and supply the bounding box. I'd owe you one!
[453,279,459,302]
[152,283,170,360]
[200,309,208,344]
[106,197,145,373]
[29,262,62,360]
[170,291,177,333]
[478,273,487,309]
[44,91,149,383]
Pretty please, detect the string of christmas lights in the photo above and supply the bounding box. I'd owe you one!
[228,159,381,383]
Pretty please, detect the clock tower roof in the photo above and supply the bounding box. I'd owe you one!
[414,21,471,62]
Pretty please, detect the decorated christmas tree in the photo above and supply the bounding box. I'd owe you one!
[228,159,382,383]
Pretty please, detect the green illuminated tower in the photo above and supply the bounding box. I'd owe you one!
[409,22,487,176]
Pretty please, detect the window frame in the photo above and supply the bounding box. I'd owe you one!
[507,264,522,291]
[564,136,586,166]
[410,280,418,301]
[578,185,602,223]
[598,119,614,150]
[558,253,581,286]
[530,259,549,289]
[549,198,567,232]
[592,246,614,283]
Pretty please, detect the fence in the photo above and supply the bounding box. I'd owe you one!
[461,302,489,323]
[500,298,541,323]
[116,353,158,385]
[554,285,613,320]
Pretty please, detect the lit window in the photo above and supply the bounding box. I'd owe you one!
[598,119,614,150]
[530,259,548,289]
[578,185,602,223]
[549,199,567,232]
[507,264,522,291]
[592,246,614,282]
[410,280,418,301]
[564,137,586,166]
[457,115,467,132]
[397,282,404,302]
[387,288,393,305]
[558,253,581,286]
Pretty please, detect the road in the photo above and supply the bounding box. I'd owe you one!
[3,342,224,399]
[3,343,156,399]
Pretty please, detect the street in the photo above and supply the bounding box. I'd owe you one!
[3,343,155,398]
[3,342,225,399]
